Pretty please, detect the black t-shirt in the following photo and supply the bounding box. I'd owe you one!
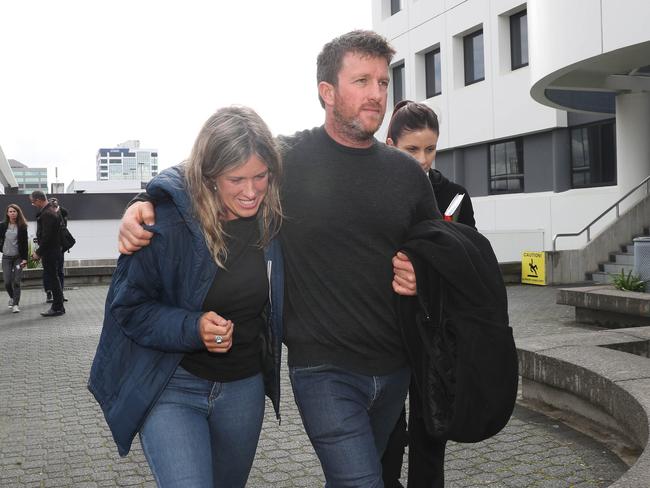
[278,127,439,375]
[180,217,268,382]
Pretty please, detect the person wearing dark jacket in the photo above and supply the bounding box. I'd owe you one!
[383,100,476,487]
[30,191,65,317]
[387,99,476,229]
[88,106,285,488]
[428,169,476,229]
[1,204,29,313]
[43,198,68,303]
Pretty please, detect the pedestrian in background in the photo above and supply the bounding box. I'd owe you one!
[30,191,65,317]
[43,197,68,304]
[1,204,28,313]
[387,100,475,228]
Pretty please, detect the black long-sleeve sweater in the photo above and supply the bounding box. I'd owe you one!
[134,127,440,375]
[279,127,439,375]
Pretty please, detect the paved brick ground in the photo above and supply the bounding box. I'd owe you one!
[0,284,627,487]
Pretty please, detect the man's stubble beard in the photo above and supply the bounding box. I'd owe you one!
[332,105,381,144]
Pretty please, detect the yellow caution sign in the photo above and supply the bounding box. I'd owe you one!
[521,251,546,285]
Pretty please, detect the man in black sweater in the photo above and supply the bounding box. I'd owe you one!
[119,31,439,486]
[30,191,66,317]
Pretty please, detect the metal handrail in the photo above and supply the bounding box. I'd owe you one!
[552,176,650,251]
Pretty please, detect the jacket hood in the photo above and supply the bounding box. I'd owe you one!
[145,165,203,239]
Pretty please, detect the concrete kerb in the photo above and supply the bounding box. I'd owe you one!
[517,326,650,487]
[558,285,650,328]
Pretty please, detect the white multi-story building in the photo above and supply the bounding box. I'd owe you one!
[96,140,158,183]
[8,159,48,195]
[373,0,650,262]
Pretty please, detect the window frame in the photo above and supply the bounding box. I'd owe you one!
[488,138,525,195]
[392,62,405,106]
[570,120,617,189]
[390,0,401,15]
[463,29,485,86]
[424,48,442,98]
[510,9,529,70]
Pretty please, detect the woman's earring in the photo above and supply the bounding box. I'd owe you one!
[213,184,218,191]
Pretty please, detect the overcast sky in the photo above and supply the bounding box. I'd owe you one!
[0,1,372,187]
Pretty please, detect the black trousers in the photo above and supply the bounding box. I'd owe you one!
[381,383,447,488]
[43,251,65,292]
[41,250,64,311]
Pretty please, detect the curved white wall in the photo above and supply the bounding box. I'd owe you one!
[528,0,603,88]
[529,0,650,94]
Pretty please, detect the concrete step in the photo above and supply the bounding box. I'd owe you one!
[601,263,634,275]
[611,252,635,265]
[591,271,614,284]
[622,243,635,253]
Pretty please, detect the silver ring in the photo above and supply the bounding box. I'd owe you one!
[215,335,223,344]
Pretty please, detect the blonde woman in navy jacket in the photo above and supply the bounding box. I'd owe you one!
[88,106,284,488]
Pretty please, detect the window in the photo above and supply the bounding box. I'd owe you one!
[391,0,401,15]
[392,63,405,105]
[510,10,528,69]
[489,139,524,194]
[463,30,485,85]
[571,121,616,188]
[425,48,442,97]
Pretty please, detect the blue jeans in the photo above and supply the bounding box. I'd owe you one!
[290,364,410,488]
[139,366,265,488]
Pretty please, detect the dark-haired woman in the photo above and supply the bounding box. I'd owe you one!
[387,100,475,229]
[382,100,476,487]
[1,204,29,313]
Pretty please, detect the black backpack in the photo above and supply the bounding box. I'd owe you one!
[60,219,76,253]
[398,220,518,443]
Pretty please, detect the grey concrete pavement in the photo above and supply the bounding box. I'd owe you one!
[0,285,627,487]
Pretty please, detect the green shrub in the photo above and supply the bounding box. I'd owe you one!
[611,269,646,292]
[27,240,41,269]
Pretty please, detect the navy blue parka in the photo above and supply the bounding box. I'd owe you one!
[87,166,284,456]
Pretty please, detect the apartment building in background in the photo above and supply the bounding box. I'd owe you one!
[8,159,48,194]
[96,140,158,182]
[373,0,650,261]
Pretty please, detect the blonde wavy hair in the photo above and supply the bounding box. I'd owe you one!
[184,106,283,268]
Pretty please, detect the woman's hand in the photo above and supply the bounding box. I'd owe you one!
[19,260,27,269]
[199,311,234,353]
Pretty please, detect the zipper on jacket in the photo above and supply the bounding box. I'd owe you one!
[266,260,272,309]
